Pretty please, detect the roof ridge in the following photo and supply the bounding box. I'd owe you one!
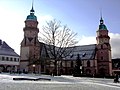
[1,41,13,51]
[74,44,96,47]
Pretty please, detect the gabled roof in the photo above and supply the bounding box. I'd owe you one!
[39,42,96,61]
[64,44,96,60]
[0,40,19,57]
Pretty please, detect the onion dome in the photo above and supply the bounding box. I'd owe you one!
[26,6,37,21]
[99,17,107,30]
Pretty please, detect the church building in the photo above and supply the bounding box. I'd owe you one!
[20,6,112,77]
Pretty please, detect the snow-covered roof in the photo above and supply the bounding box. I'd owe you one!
[0,39,19,57]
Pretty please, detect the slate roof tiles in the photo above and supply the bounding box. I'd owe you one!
[0,39,19,57]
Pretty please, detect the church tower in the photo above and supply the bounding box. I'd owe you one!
[20,5,40,73]
[96,17,112,76]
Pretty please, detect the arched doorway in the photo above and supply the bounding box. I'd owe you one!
[69,69,73,75]
[99,68,106,77]
[6,65,12,72]
[0,65,5,72]
[60,69,64,75]
[86,69,91,76]
[46,69,50,75]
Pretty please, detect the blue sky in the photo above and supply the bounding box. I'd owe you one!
[0,0,120,58]
[38,0,120,35]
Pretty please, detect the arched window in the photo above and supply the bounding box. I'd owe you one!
[101,56,103,60]
[86,69,91,75]
[99,68,106,77]
[71,61,73,67]
[101,45,103,49]
[2,57,5,61]
[87,60,90,67]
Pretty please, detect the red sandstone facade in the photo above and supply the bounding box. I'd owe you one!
[20,7,112,77]
[20,7,41,73]
[96,18,112,76]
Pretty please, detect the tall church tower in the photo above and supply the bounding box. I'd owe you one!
[20,6,40,73]
[96,17,112,76]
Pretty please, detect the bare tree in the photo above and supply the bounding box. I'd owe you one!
[39,19,78,75]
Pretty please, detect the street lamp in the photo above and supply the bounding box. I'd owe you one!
[80,66,82,74]
[57,61,59,75]
[32,64,35,74]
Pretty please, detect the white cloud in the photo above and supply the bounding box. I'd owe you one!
[37,15,54,36]
[109,33,120,59]
[78,35,96,45]
[0,6,119,59]
[38,15,54,28]
[0,7,24,55]
[0,8,53,55]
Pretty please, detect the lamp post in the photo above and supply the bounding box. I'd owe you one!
[80,66,82,75]
[32,64,35,74]
[57,61,59,75]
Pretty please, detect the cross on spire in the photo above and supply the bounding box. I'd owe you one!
[30,0,35,13]
[100,11,104,25]
[100,16,104,25]
[26,0,37,20]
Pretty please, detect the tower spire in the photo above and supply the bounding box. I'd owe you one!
[100,10,104,25]
[30,0,35,13]
[98,11,107,30]
[26,0,37,20]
